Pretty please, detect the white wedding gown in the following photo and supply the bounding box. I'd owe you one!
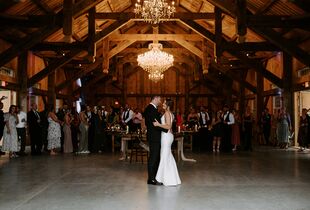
[156,112,181,186]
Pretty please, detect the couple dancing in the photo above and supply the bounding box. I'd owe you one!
[144,96,181,186]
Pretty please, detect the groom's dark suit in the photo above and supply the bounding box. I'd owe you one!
[144,103,168,182]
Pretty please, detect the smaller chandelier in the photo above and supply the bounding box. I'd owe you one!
[134,0,176,24]
[148,71,164,83]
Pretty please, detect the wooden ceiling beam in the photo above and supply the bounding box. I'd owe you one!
[250,27,310,66]
[73,74,110,96]
[31,42,86,51]
[109,34,202,41]
[247,15,310,29]
[203,1,310,67]
[95,12,215,20]
[95,93,219,97]
[30,87,70,99]
[210,62,257,93]
[31,0,54,14]
[236,0,247,43]
[256,0,276,14]
[179,19,283,88]
[28,49,82,88]
[223,41,278,51]
[28,18,130,87]
[0,14,60,28]
[107,40,136,59]
[55,58,102,92]
[174,38,203,58]
[0,0,104,68]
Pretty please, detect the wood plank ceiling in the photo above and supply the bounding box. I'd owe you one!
[0,0,309,97]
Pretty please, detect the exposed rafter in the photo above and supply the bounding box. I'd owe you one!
[28,18,131,88]
[179,19,283,88]
[0,0,104,68]
[204,0,310,66]
[95,12,215,20]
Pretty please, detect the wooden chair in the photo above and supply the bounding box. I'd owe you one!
[129,135,149,164]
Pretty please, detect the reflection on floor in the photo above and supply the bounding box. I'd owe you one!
[1,148,310,210]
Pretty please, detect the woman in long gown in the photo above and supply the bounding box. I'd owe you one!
[277,107,291,149]
[63,110,73,153]
[153,98,181,186]
[47,105,62,155]
[2,105,19,158]
[78,105,89,154]
[231,110,241,152]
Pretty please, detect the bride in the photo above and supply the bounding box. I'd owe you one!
[153,98,181,186]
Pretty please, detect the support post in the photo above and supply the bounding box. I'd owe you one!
[256,70,264,121]
[88,7,96,60]
[214,7,222,61]
[48,71,56,109]
[282,52,294,130]
[17,52,28,112]
[63,0,74,43]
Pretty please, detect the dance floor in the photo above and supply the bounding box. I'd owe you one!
[1,148,310,210]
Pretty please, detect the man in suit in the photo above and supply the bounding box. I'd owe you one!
[27,103,42,155]
[143,96,168,185]
[121,104,134,131]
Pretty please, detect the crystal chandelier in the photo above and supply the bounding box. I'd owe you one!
[137,43,174,82]
[148,71,164,83]
[134,0,176,24]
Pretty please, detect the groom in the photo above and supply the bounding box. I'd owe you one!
[144,96,168,185]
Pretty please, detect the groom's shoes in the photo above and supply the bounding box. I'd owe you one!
[147,179,163,186]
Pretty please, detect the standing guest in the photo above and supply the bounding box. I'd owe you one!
[71,110,80,153]
[122,104,134,131]
[270,110,278,146]
[198,106,210,127]
[93,109,106,153]
[78,105,89,154]
[243,106,254,151]
[101,106,108,119]
[40,107,49,152]
[187,107,199,129]
[231,110,241,152]
[2,105,19,158]
[297,108,309,152]
[56,104,68,153]
[212,110,223,153]
[132,108,143,132]
[47,105,62,155]
[0,102,5,156]
[16,106,27,156]
[27,103,42,155]
[222,105,234,152]
[63,110,73,153]
[276,107,291,149]
[86,105,95,152]
[261,108,272,145]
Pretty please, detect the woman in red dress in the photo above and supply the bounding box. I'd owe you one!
[231,110,241,151]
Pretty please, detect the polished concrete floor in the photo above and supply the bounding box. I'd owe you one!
[1,148,310,210]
